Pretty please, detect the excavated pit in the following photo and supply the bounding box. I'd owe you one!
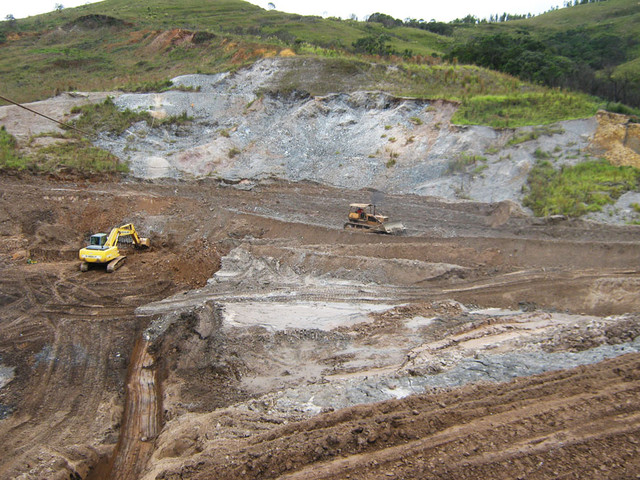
[136,244,640,424]
[1,173,640,479]
[99,336,161,480]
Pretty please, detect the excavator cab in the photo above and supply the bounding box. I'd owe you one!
[87,233,108,249]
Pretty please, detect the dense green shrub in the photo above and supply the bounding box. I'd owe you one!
[523,159,640,216]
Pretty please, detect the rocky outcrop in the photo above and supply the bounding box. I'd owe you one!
[100,59,598,205]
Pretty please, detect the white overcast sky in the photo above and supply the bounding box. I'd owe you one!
[2,0,563,22]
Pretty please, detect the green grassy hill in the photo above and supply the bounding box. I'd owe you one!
[1,0,637,127]
[0,0,446,102]
[446,0,640,109]
[522,0,640,88]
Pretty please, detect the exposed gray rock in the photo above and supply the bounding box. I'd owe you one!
[96,59,597,207]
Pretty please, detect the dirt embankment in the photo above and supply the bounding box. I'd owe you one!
[143,353,640,480]
[590,110,640,168]
[0,173,640,479]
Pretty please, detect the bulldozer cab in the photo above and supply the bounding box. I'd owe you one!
[345,203,404,234]
[348,204,387,224]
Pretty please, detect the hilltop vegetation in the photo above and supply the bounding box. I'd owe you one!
[1,0,638,117]
[1,0,639,220]
[0,0,621,129]
[363,1,640,109]
[447,0,640,109]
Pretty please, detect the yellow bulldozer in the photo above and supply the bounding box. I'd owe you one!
[79,223,150,272]
[344,203,405,234]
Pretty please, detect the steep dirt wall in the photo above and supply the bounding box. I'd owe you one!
[590,110,640,167]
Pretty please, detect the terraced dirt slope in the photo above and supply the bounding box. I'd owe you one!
[0,174,639,479]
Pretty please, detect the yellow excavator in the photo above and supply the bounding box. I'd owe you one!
[79,223,150,272]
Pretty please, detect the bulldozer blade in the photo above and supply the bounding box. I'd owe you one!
[383,221,405,234]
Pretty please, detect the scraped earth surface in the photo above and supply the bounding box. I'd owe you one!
[0,173,639,480]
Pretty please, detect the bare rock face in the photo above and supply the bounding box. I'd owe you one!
[87,58,597,205]
[4,57,634,218]
[487,200,528,227]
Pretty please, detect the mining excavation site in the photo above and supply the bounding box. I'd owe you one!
[1,172,640,479]
[1,61,640,478]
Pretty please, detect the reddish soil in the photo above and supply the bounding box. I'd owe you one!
[0,173,639,479]
[162,353,640,480]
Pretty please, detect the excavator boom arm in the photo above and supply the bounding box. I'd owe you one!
[105,223,148,247]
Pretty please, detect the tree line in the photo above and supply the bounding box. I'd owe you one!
[363,0,639,110]
[447,29,639,108]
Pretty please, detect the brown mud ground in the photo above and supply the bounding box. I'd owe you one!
[0,173,639,479]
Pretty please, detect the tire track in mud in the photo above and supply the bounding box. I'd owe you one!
[418,268,640,314]
[0,262,176,479]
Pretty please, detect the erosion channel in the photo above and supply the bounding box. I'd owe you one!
[94,336,160,480]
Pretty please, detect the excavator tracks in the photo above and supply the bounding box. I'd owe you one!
[106,256,126,273]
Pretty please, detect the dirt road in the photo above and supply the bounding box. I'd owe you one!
[0,173,639,479]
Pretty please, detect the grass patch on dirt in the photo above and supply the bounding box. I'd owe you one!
[1,126,127,173]
[120,78,175,93]
[447,152,487,175]
[70,97,151,135]
[70,97,192,136]
[523,159,640,217]
[507,125,566,146]
[453,92,599,127]
[396,64,527,98]
[0,126,23,169]
[30,139,128,173]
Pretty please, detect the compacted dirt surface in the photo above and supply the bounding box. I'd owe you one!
[1,173,640,479]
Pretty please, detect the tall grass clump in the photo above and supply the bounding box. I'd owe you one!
[70,97,192,136]
[447,152,487,174]
[453,92,599,128]
[0,127,24,169]
[523,159,640,217]
[71,97,151,135]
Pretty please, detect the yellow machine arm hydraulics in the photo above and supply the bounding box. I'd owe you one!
[79,223,150,272]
